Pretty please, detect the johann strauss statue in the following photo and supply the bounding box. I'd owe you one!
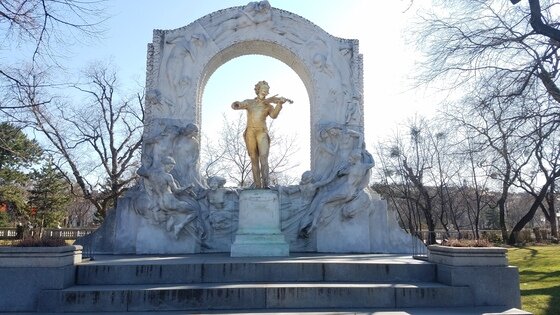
[231,80,292,188]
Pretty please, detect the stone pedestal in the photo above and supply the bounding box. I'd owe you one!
[230,189,289,257]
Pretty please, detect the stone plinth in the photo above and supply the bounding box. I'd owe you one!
[230,189,289,257]
[427,245,508,266]
[0,245,82,267]
[0,245,81,311]
[428,245,520,308]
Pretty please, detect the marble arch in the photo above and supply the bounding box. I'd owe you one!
[77,1,421,255]
[143,1,364,173]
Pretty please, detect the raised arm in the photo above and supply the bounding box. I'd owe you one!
[231,99,249,110]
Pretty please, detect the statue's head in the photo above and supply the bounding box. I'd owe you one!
[327,126,342,136]
[349,149,362,163]
[162,125,179,137]
[182,123,199,136]
[207,176,226,189]
[254,80,270,96]
[300,171,314,184]
[162,156,176,172]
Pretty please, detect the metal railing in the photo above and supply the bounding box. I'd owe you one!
[0,227,97,240]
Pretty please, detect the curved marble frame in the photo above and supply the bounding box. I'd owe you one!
[142,1,364,172]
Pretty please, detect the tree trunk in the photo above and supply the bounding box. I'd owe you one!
[549,181,558,239]
[497,198,508,243]
[507,178,552,245]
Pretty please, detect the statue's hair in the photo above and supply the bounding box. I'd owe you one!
[254,80,269,94]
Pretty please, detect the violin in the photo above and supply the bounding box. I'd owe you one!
[265,94,293,104]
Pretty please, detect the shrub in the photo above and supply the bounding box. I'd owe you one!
[441,239,493,247]
[517,230,534,244]
[13,237,66,247]
[481,231,502,244]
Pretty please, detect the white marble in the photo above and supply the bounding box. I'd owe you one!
[78,1,423,255]
[136,219,198,254]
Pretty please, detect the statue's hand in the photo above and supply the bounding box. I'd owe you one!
[280,97,293,104]
[231,101,241,109]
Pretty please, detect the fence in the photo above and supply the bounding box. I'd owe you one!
[0,227,97,240]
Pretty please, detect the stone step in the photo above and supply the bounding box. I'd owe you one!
[37,282,473,313]
[2,306,533,315]
[76,261,436,285]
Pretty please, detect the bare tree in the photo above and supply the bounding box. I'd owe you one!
[455,133,494,239]
[11,63,143,220]
[372,152,423,236]
[0,0,106,109]
[414,0,560,243]
[511,0,560,43]
[509,110,560,242]
[376,117,447,244]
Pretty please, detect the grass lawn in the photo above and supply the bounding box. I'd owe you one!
[508,245,560,315]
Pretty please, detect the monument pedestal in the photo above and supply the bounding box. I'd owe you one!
[230,189,289,257]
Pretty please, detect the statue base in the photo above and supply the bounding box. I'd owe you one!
[230,189,289,257]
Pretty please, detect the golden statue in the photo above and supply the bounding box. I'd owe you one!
[231,80,293,188]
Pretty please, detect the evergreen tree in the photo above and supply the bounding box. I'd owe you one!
[28,160,71,229]
[0,211,9,227]
[0,122,43,183]
[0,184,29,223]
[0,122,42,225]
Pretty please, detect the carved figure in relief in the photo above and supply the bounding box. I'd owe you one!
[313,124,341,181]
[307,37,342,108]
[312,53,333,78]
[206,176,228,210]
[212,0,272,42]
[313,124,363,181]
[172,123,205,189]
[162,33,206,111]
[137,156,201,239]
[289,171,337,210]
[300,149,374,237]
[345,95,362,126]
[275,170,336,246]
[205,176,235,231]
[144,124,180,169]
[231,80,292,188]
[338,127,363,164]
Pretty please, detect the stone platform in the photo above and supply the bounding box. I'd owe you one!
[32,253,528,314]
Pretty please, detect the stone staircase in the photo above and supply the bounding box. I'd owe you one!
[35,254,502,313]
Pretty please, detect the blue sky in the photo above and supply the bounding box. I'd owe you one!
[13,1,436,181]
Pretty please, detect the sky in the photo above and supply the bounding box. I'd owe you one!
[23,1,438,183]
